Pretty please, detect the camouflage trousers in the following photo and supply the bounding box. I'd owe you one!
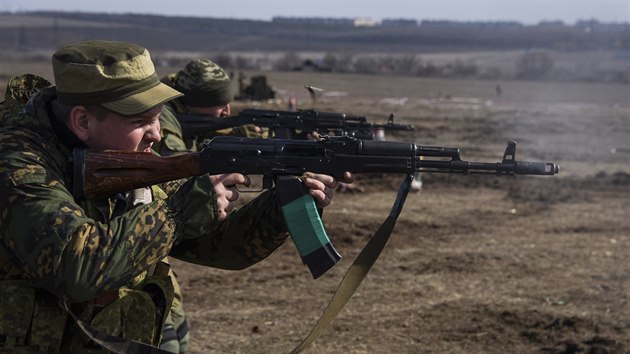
[159,304,190,354]
[159,270,190,354]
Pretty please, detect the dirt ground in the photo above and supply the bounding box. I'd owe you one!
[164,74,630,354]
[1,62,629,354]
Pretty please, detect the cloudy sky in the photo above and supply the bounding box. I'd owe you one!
[2,0,628,25]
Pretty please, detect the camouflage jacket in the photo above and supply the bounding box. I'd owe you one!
[0,85,289,352]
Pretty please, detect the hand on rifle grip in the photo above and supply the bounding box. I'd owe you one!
[302,171,354,208]
[210,173,251,221]
[306,131,323,141]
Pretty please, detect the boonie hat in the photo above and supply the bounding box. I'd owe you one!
[174,59,232,107]
[52,40,182,115]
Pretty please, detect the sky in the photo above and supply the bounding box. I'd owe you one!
[1,0,629,25]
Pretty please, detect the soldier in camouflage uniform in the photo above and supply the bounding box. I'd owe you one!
[0,72,192,354]
[0,40,346,354]
[153,58,263,157]
[152,59,264,353]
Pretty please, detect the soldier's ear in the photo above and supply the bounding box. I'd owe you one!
[67,105,91,142]
[223,103,231,116]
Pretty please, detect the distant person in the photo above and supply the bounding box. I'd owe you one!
[495,84,502,97]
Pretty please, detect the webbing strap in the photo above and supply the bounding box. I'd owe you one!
[288,174,413,354]
[62,299,171,354]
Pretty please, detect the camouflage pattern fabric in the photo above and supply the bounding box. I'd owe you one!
[0,74,51,126]
[175,59,230,88]
[153,99,197,156]
[0,85,289,353]
[61,283,172,352]
[0,281,67,352]
[159,266,190,354]
[173,59,232,107]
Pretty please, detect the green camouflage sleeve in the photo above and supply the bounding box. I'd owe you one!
[0,130,179,303]
[153,104,191,156]
[149,104,289,268]
[169,179,289,269]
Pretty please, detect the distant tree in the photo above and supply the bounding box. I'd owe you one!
[274,52,302,71]
[391,55,418,75]
[212,54,233,70]
[234,56,255,70]
[416,62,441,77]
[478,67,503,80]
[321,52,338,72]
[353,57,380,74]
[516,51,554,79]
[334,53,355,73]
[376,55,417,75]
[450,59,478,77]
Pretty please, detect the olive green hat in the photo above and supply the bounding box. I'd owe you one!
[174,59,232,107]
[52,40,182,115]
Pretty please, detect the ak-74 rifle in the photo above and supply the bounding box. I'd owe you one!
[72,136,559,353]
[72,136,559,279]
[178,108,415,140]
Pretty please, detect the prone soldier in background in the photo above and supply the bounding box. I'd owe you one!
[0,40,348,354]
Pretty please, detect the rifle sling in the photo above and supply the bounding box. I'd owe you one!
[288,174,413,354]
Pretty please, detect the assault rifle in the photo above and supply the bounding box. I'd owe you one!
[72,136,558,279]
[178,108,415,140]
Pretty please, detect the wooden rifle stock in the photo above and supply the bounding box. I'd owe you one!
[72,149,201,199]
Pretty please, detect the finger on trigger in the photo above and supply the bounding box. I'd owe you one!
[243,175,252,187]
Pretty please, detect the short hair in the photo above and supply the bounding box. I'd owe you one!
[51,100,112,123]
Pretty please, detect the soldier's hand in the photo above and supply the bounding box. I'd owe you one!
[210,173,251,220]
[306,130,337,141]
[306,131,322,141]
[302,171,353,208]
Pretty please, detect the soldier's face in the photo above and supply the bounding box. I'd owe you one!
[85,106,163,152]
[188,103,231,118]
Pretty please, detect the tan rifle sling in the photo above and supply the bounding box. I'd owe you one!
[288,174,413,353]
